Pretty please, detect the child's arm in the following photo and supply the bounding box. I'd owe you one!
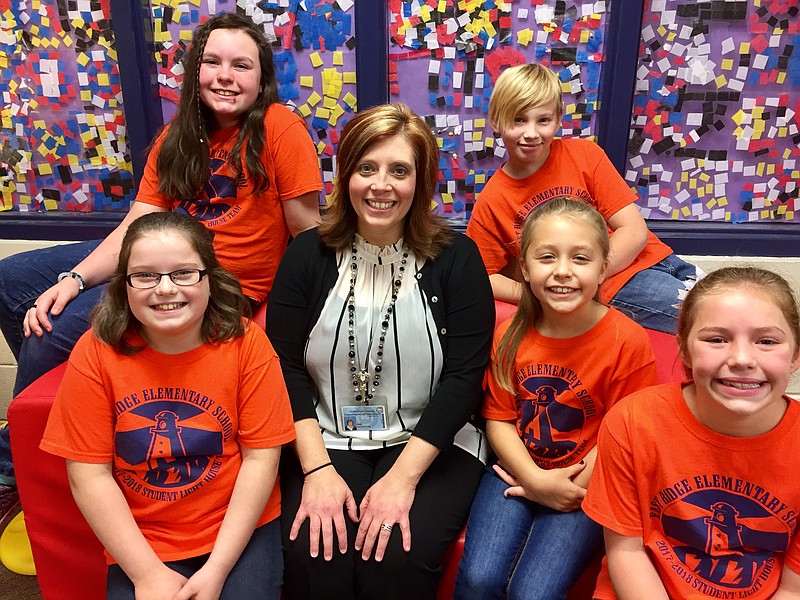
[487,419,587,512]
[174,445,281,600]
[489,273,523,304]
[604,528,669,600]
[772,566,800,598]
[67,460,187,600]
[570,445,597,489]
[605,204,649,278]
[282,191,322,236]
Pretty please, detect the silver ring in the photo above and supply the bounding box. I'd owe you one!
[30,305,37,310]
[380,523,393,532]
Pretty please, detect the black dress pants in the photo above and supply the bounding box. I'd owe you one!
[280,444,483,600]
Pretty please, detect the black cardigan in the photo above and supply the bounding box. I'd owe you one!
[266,228,495,451]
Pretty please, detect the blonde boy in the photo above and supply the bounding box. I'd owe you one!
[466,63,699,334]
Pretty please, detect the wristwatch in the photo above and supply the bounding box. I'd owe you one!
[58,271,86,292]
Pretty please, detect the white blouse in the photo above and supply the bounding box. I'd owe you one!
[305,235,486,461]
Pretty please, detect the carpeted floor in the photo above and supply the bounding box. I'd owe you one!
[0,562,41,599]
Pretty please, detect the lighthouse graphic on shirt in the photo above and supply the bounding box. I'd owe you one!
[515,369,597,468]
[648,478,794,596]
[115,398,226,493]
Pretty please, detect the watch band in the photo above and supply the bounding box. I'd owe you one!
[57,271,86,292]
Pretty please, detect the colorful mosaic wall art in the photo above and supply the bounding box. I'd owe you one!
[389,0,610,220]
[627,0,799,223]
[1,0,133,213]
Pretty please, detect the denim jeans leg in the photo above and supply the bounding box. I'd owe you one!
[106,521,283,600]
[0,427,13,485]
[609,253,701,334]
[506,507,603,600]
[14,283,106,396]
[0,240,102,361]
[454,467,537,600]
[220,519,283,600]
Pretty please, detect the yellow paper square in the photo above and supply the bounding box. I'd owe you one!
[300,76,314,88]
[343,92,357,110]
[310,52,323,68]
[329,104,345,126]
[343,71,356,84]
[516,28,533,47]
[307,91,322,106]
[333,51,343,66]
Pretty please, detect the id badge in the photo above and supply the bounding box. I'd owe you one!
[342,402,387,431]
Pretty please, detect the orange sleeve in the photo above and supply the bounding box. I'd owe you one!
[41,333,116,463]
[134,130,172,209]
[268,107,323,201]
[481,322,518,421]
[604,314,659,412]
[466,175,518,275]
[583,402,644,537]
[236,327,296,449]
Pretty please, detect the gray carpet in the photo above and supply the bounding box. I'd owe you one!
[0,562,41,599]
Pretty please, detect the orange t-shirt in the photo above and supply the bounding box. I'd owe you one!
[584,383,800,599]
[466,138,672,302]
[136,103,323,301]
[483,308,657,468]
[41,325,295,564]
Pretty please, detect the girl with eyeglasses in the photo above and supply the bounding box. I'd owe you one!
[42,211,294,600]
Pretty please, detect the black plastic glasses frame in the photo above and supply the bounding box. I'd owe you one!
[125,269,208,289]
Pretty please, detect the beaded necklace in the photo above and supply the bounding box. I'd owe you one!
[347,240,409,404]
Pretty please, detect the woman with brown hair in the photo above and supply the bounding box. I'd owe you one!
[266,103,495,599]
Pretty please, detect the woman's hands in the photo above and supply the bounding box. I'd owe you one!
[493,462,587,512]
[23,278,81,338]
[290,465,358,561]
[355,436,439,562]
[354,470,416,562]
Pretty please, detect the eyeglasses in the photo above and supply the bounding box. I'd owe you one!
[126,269,208,289]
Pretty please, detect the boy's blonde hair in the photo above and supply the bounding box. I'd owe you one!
[489,64,563,132]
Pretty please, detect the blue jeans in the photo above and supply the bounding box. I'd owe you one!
[0,239,104,396]
[609,253,701,334]
[0,239,104,481]
[105,519,283,599]
[454,467,603,600]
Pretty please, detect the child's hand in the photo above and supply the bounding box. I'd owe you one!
[172,563,226,600]
[133,565,187,600]
[493,462,586,512]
